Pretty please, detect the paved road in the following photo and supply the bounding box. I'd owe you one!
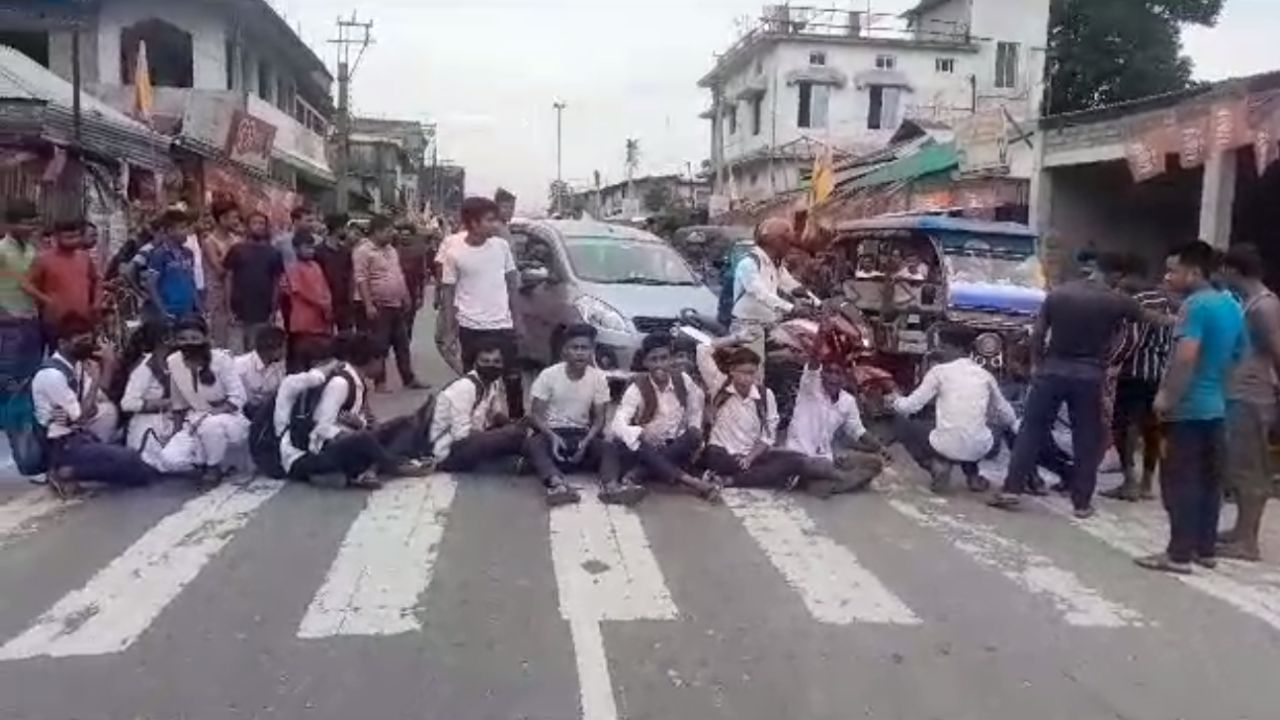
[2,314,1280,720]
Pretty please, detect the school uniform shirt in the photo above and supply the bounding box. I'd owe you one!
[428,372,508,461]
[233,351,286,408]
[311,362,367,452]
[31,352,87,440]
[439,235,517,331]
[695,343,779,455]
[784,366,867,462]
[166,349,247,413]
[120,354,174,448]
[274,368,330,473]
[529,362,610,430]
[892,357,1017,463]
[610,373,704,451]
[731,247,796,324]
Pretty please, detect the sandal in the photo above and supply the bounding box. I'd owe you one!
[599,480,646,507]
[1135,553,1193,575]
[46,468,81,500]
[546,481,582,507]
[349,470,384,490]
[987,493,1022,511]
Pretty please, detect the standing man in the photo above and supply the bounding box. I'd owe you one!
[730,218,803,358]
[140,210,200,321]
[223,210,283,352]
[0,202,40,322]
[317,214,356,333]
[992,253,1150,518]
[26,220,100,342]
[494,188,517,238]
[1215,245,1280,562]
[438,197,524,417]
[353,216,423,390]
[396,225,431,339]
[274,206,318,267]
[203,199,241,347]
[1137,241,1244,574]
[280,232,334,372]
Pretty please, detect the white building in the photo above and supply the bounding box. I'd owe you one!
[700,1,1051,203]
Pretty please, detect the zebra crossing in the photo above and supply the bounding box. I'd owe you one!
[0,471,1274,661]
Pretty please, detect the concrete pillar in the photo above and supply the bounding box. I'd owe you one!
[711,87,725,195]
[1199,149,1238,250]
[1029,143,1053,235]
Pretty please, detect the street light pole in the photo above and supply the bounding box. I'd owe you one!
[553,100,566,214]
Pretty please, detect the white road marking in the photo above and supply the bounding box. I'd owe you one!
[1035,495,1280,633]
[888,495,1146,627]
[0,480,283,660]
[550,481,677,720]
[297,476,458,639]
[0,488,79,545]
[723,489,920,625]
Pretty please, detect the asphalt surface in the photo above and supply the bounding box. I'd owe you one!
[2,312,1280,720]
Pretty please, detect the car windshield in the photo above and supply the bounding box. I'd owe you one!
[938,234,1045,289]
[563,236,700,285]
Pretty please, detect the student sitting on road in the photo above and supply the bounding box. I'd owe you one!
[784,314,886,497]
[33,314,157,498]
[118,320,177,472]
[273,334,398,489]
[159,315,251,488]
[603,333,707,506]
[521,324,614,507]
[889,340,1017,494]
[429,337,526,474]
[697,340,802,497]
[233,325,286,419]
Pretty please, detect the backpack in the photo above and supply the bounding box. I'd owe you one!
[717,248,760,326]
[421,375,489,457]
[14,358,78,477]
[633,374,689,426]
[248,368,359,479]
[709,378,769,435]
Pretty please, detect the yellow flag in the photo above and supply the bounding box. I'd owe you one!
[811,146,834,205]
[134,40,154,124]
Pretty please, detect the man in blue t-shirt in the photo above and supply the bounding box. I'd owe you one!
[1138,241,1245,575]
[143,209,200,320]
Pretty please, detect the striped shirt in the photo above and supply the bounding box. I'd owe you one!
[1120,289,1174,383]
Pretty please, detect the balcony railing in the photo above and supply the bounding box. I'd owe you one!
[721,5,972,59]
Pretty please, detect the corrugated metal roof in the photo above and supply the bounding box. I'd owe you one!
[848,142,957,189]
[0,45,150,130]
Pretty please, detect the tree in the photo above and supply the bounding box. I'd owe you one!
[1046,0,1225,114]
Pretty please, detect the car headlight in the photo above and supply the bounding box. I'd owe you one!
[974,332,1003,357]
[574,295,631,333]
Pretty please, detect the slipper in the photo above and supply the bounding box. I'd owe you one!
[1135,553,1193,575]
[599,481,645,507]
[546,482,582,507]
[987,493,1022,510]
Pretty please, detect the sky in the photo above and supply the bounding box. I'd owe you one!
[265,0,1279,213]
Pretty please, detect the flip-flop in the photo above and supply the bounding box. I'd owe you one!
[987,493,1021,510]
[546,483,582,507]
[1134,553,1193,575]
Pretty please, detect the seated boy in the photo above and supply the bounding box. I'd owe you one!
[234,325,286,418]
[522,324,612,506]
[34,315,156,498]
[604,333,707,505]
[428,337,527,474]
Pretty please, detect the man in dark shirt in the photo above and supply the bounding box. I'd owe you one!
[993,253,1151,517]
[223,211,284,351]
[317,214,355,333]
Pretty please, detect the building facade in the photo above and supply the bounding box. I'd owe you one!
[575,174,710,220]
[348,118,429,217]
[700,1,1050,204]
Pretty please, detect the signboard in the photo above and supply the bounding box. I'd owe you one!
[225,110,276,173]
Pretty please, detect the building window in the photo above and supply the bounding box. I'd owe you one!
[0,31,50,68]
[750,96,763,136]
[995,41,1020,89]
[809,51,826,66]
[936,57,955,74]
[120,19,193,87]
[867,85,901,130]
[726,104,738,135]
[797,82,829,129]
[875,54,896,70]
[258,62,272,101]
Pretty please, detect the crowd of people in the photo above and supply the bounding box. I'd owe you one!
[2,191,1277,576]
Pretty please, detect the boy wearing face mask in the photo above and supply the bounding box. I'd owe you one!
[33,314,156,498]
[428,338,526,473]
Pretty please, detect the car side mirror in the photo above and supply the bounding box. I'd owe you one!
[520,264,551,289]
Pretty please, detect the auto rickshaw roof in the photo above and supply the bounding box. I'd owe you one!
[834,215,1037,239]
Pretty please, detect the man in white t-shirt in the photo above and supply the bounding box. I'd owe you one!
[438,196,525,417]
[522,324,611,505]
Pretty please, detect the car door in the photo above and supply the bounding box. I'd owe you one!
[510,229,573,363]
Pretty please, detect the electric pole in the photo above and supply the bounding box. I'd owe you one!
[329,12,373,214]
[553,101,567,215]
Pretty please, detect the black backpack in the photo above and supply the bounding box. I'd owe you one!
[15,358,79,477]
[249,368,359,479]
[633,373,689,426]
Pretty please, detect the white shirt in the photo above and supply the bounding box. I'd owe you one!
[530,362,610,430]
[785,366,866,461]
[233,351,285,408]
[31,353,87,440]
[120,354,167,414]
[312,363,367,452]
[696,343,779,455]
[732,247,797,324]
[167,349,246,413]
[274,368,328,472]
[892,358,1017,463]
[610,373,705,451]
[439,235,517,330]
[429,372,508,461]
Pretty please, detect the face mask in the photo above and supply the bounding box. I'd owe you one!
[475,366,503,384]
[69,342,96,361]
[179,342,210,361]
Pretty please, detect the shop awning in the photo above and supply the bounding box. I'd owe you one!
[848,141,958,189]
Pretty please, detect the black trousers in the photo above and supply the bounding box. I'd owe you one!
[894,416,981,478]
[604,429,702,485]
[289,432,388,481]
[1004,373,1104,510]
[523,427,614,486]
[1161,420,1225,564]
[702,445,809,489]
[362,305,417,386]
[438,425,527,472]
[458,326,523,419]
[49,434,156,486]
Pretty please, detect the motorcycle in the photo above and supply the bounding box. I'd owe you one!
[675,297,895,426]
